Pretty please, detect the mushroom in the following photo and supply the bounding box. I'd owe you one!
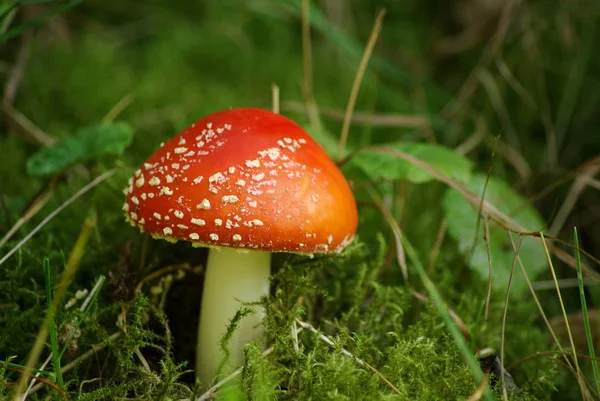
[122,107,358,386]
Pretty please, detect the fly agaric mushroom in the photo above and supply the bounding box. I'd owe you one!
[122,107,357,386]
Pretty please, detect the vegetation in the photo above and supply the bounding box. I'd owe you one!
[1,0,600,399]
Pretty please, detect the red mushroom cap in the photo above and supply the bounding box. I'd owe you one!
[123,108,357,253]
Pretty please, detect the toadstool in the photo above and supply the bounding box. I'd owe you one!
[122,107,358,386]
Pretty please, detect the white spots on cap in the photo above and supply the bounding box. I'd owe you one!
[225,124,232,130]
[207,122,213,129]
[243,219,264,227]
[191,218,206,226]
[222,195,239,204]
[197,199,211,210]
[141,193,147,200]
[298,138,307,144]
[287,170,303,179]
[259,179,277,188]
[134,169,142,177]
[236,179,246,187]
[247,188,263,196]
[131,196,139,206]
[184,150,195,157]
[138,218,145,225]
[135,176,145,188]
[149,176,161,186]
[182,164,190,170]
[193,176,204,184]
[163,227,173,236]
[312,194,320,203]
[277,137,302,153]
[208,172,228,193]
[144,163,154,170]
[160,186,174,196]
[232,234,242,242]
[153,212,162,220]
[172,163,180,169]
[214,219,223,226]
[130,212,138,221]
[315,244,329,252]
[176,224,188,229]
[209,172,226,184]
[209,233,219,241]
[178,137,186,145]
[252,173,265,181]
[245,159,260,168]
[166,175,174,183]
[258,147,281,161]
[334,234,355,253]
[148,193,155,198]
[189,233,200,240]
[174,210,184,219]
[122,203,130,212]
[174,147,188,154]
[248,201,257,208]
[164,215,170,221]
[327,235,333,244]
[228,166,236,174]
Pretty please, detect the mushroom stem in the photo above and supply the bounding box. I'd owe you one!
[196,247,271,387]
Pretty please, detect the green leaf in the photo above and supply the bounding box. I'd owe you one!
[350,142,473,184]
[442,174,547,294]
[26,121,133,176]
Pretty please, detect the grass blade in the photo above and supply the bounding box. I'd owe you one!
[44,258,64,388]
[574,228,600,393]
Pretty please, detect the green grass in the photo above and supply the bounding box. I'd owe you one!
[574,228,600,394]
[2,0,600,399]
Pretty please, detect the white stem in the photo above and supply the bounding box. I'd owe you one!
[196,248,271,387]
